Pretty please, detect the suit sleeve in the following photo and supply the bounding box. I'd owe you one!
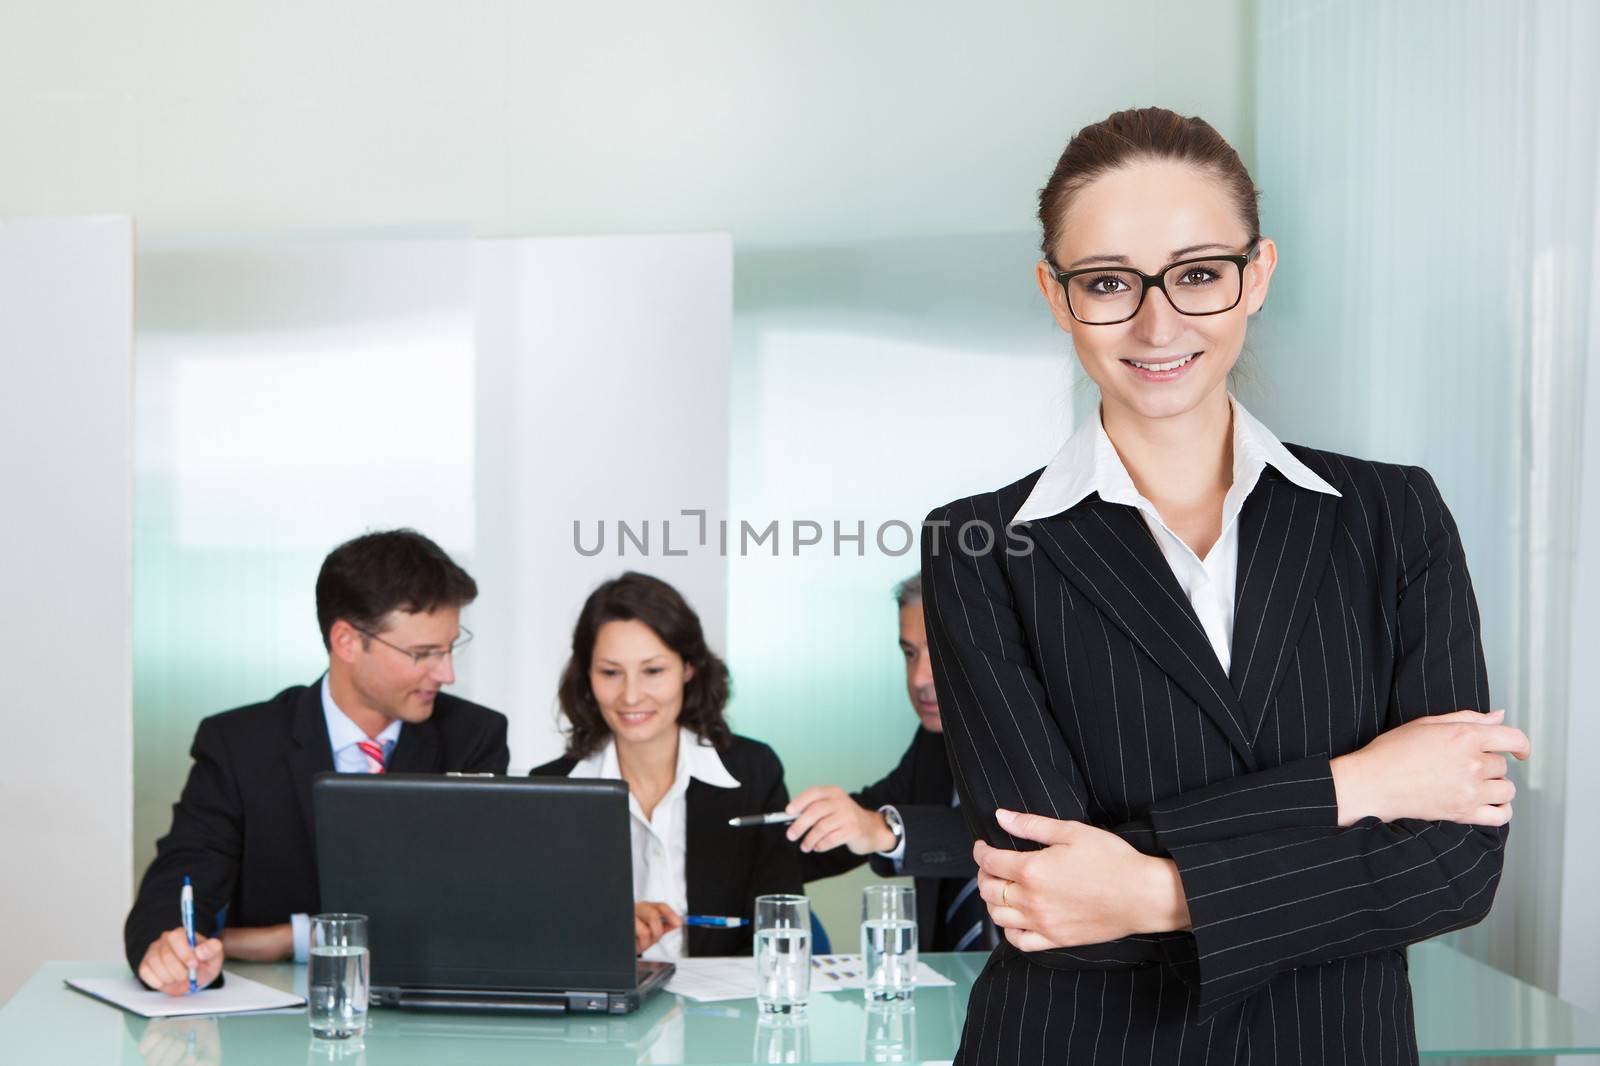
[124,717,243,982]
[1110,755,1339,856]
[1166,466,1507,1017]
[923,495,1180,967]
[882,805,979,878]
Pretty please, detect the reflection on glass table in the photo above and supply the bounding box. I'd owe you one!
[2,946,1597,1064]
[131,1015,221,1066]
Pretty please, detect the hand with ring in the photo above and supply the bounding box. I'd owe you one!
[975,808,1190,951]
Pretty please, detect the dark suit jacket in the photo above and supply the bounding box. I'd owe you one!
[923,451,1504,1064]
[800,727,978,952]
[533,734,804,957]
[124,680,510,978]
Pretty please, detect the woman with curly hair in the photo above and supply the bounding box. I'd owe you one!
[533,571,802,959]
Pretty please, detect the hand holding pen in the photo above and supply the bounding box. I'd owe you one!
[135,878,224,996]
[634,902,751,954]
[731,787,897,855]
[634,901,682,955]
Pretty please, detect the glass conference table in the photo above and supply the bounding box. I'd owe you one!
[5,944,1599,1064]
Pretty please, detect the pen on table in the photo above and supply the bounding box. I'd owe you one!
[180,876,197,994]
[683,915,749,928]
[726,812,797,827]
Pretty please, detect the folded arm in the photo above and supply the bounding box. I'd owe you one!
[1163,466,1508,1013]
[982,467,1513,1017]
[923,496,1187,966]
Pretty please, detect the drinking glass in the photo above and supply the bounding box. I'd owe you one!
[308,914,369,1039]
[861,884,917,1001]
[754,895,811,1014]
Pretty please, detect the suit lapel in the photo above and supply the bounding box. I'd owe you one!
[684,782,714,918]
[683,781,738,957]
[287,683,336,848]
[1229,473,1338,744]
[1026,499,1259,771]
[388,716,440,773]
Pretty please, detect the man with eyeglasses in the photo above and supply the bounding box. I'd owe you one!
[124,529,509,995]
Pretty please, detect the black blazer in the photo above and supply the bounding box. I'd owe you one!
[533,734,804,957]
[923,450,1504,1064]
[124,680,510,977]
[800,727,977,952]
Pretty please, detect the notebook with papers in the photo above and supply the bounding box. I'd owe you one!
[65,971,305,1018]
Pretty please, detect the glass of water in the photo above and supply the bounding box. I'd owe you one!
[861,884,917,1001]
[308,913,369,1039]
[754,894,811,1014]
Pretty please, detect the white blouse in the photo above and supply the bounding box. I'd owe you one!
[1011,395,1341,673]
[568,726,741,961]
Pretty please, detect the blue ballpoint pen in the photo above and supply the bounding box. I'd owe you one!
[181,876,197,993]
[683,915,748,928]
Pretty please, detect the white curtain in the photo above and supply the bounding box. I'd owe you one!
[1247,0,1599,996]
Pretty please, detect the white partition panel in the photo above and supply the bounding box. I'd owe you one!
[473,235,732,770]
[0,217,133,1003]
[132,236,478,882]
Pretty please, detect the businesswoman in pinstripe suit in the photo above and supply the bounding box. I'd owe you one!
[921,107,1530,1064]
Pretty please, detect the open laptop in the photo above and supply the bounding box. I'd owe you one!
[314,774,673,1014]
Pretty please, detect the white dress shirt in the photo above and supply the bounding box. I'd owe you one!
[1011,395,1340,673]
[290,676,404,961]
[320,674,402,771]
[568,726,742,962]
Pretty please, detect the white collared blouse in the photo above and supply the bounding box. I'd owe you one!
[569,726,742,962]
[1011,395,1341,674]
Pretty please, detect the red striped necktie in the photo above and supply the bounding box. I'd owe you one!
[356,740,387,774]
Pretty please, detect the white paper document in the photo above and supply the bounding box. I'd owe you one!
[809,954,954,993]
[664,956,756,1002]
[666,954,955,1002]
[65,971,306,1018]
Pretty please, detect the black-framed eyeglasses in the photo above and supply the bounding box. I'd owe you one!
[353,624,473,666]
[1047,241,1261,325]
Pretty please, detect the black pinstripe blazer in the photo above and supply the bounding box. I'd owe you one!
[921,446,1504,1065]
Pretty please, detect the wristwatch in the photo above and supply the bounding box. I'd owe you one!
[879,805,905,852]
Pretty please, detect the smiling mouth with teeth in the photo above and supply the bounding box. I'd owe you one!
[1126,352,1200,372]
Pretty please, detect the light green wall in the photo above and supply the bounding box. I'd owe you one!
[117,2,1256,938]
[3,1,1253,241]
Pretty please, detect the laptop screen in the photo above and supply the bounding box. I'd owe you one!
[314,775,638,993]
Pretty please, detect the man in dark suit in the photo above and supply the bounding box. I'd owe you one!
[126,530,510,994]
[790,575,992,953]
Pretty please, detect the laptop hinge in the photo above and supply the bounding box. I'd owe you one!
[382,987,619,1014]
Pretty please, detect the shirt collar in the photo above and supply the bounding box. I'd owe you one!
[320,674,402,753]
[1011,394,1339,526]
[569,726,741,790]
